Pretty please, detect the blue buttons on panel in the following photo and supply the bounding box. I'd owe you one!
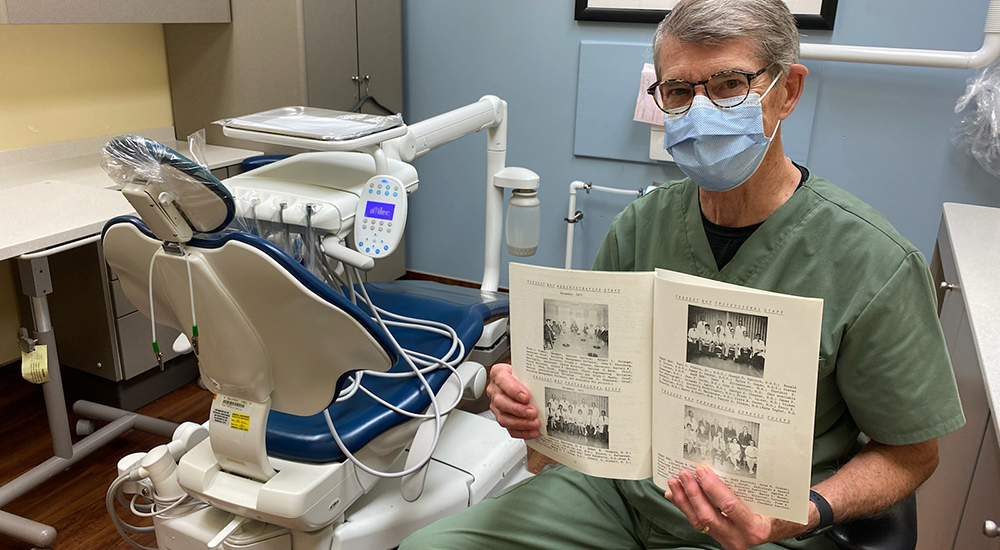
[366,247,370,253]
[369,189,373,194]
[393,192,398,197]
[384,246,388,251]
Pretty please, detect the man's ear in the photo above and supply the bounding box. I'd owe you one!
[777,63,808,120]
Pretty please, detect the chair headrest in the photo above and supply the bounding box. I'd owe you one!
[101,135,236,240]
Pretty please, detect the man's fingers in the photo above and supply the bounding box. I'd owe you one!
[491,404,540,431]
[490,363,530,404]
[490,390,537,421]
[695,465,753,524]
[506,428,540,440]
[667,477,704,529]
[679,469,722,530]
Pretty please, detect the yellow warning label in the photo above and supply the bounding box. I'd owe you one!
[230,412,250,431]
[21,345,50,384]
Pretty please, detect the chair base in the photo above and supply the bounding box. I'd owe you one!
[157,411,528,550]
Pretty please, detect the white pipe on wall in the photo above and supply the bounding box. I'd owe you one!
[801,0,1000,69]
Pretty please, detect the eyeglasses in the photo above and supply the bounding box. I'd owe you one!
[646,64,773,115]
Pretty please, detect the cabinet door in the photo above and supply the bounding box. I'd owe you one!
[303,0,361,110]
[356,0,403,114]
[917,289,989,550]
[954,418,1000,550]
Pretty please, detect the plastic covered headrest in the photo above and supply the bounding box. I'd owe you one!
[101,135,236,235]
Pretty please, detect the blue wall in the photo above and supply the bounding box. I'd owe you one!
[402,0,1000,286]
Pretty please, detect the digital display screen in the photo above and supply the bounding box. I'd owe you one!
[365,201,395,220]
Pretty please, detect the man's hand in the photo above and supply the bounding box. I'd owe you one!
[664,466,812,550]
[486,363,540,439]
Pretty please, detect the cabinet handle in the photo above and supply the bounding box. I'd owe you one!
[984,520,1000,538]
[939,281,961,291]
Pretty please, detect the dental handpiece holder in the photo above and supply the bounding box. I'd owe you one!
[218,96,540,288]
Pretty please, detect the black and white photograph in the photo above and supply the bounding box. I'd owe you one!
[544,387,610,449]
[543,299,610,359]
[685,305,768,378]
[682,405,760,478]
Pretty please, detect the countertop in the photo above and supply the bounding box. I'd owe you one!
[0,128,261,260]
[942,202,1000,441]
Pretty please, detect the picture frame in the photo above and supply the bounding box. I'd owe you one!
[574,0,838,30]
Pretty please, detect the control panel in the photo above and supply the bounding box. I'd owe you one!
[354,175,407,258]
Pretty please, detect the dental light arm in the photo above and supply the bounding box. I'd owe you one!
[799,0,1000,69]
[385,95,538,293]
[392,96,505,163]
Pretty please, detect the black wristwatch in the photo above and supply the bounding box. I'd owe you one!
[796,490,835,540]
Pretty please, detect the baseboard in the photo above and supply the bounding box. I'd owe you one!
[403,270,509,293]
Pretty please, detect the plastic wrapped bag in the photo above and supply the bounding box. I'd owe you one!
[952,57,1000,178]
[100,135,238,235]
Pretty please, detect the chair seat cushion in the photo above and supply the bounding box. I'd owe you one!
[265,281,508,463]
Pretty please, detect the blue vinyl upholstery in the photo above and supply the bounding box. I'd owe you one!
[103,216,508,464]
[267,281,506,463]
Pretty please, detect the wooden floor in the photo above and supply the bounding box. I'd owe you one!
[0,361,554,550]
[0,363,214,550]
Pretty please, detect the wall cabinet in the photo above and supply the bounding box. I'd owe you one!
[917,203,1000,549]
[164,0,402,153]
[0,0,230,24]
[163,0,405,281]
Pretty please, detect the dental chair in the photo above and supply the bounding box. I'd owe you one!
[100,133,528,550]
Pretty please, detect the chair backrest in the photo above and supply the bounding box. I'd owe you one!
[103,219,397,417]
[100,136,398,418]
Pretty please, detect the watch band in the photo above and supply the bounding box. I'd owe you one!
[796,490,835,540]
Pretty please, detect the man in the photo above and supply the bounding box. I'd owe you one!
[726,322,741,359]
[738,328,753,363]
[752,332,767,372]
[724,421,738,445]
[598,409,609,445]
[746,438,759,475]
[403,0,963,547]
[739,426,754,468]
[714,324,727,357]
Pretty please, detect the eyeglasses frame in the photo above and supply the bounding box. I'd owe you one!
[646,64,775,115]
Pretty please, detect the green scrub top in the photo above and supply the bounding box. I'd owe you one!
[593,174,965,545]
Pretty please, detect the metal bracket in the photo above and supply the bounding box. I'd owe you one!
[18,327,36,354]
[17,257,53,298]
[564,211,584,224]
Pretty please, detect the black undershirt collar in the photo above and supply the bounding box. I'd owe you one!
[701,163,809,271]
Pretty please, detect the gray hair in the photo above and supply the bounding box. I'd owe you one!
[652,0,799,80]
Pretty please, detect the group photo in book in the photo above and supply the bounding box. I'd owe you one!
[544,387,610,449]
[685,305,768,378]
[682,405,761,479]
[542,298,610,359]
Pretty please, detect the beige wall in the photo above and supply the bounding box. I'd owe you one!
[0,23,174,365]
[0,24,174,150]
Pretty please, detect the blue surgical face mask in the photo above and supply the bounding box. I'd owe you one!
[662,77,780,192]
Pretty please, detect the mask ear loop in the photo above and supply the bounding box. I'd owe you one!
[759,73,782,140]
[758,70,781,102]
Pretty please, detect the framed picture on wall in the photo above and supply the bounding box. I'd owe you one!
[574,0,837,30]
